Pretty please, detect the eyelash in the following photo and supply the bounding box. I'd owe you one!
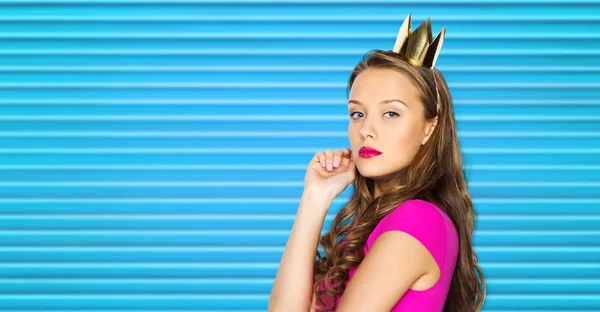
[349,111,400,119]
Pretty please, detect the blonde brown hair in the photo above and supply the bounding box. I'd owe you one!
[312,49,486,312]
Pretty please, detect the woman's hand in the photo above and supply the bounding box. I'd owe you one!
[304,148,356,202]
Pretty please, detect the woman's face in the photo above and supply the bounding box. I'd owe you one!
[348,67,435,180]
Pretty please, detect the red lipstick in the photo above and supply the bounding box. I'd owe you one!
[359,146,382,158]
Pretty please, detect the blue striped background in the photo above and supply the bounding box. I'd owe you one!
[0,0,599,311]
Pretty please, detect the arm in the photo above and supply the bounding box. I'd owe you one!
[335,231,435,311]
[335,200,446,312]
[268,189,333,312]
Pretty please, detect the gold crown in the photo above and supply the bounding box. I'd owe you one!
[392,14,446,68]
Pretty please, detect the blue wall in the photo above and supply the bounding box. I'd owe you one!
[0,0,599,310]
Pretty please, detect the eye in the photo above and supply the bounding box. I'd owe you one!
[349,111,399,119]
[349,112,363,119]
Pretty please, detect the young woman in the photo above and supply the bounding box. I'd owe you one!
[269,15,486,312]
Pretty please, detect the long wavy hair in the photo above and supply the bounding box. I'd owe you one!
[312,49,486,312]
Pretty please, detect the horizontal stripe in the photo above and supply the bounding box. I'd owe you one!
[0,181,599,187]
[0,198,598,204]
[0,215,599,220]
[1,246,599,251]
[0,0,596,4]
[0,311,263,312]
[0,311,260,312]
[3,15,600,22]
[0,98,599,105]
[1,32,599,39]
[0,131,599,137]
[0,294,269,299]
[4,65,600,72]
[0,311,583,312]
[0,198,324,203]
[1,114,598,120]
[2,278,597,283]
[0,278,273,283]
[0,181,305,187]
[1,230,597,235]
[2,164,598,170]
[1,148,599,153]
[0,214,302,219]
[480,261,600,270]
[0,263,279,268]
[0,262,594,268]
[2,82,600,88]
[0,310,259,312]
[0,230,296,234]
[5,230,597,246]
[0,49,597,55]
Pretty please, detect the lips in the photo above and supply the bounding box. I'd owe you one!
[359,146,382,158]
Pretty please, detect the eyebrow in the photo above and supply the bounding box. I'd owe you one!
[347,99,410,109]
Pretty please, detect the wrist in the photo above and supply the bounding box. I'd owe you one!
[300,189,334,218]
[302,187,336,204]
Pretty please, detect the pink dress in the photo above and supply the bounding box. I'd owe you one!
[317,199,459,311]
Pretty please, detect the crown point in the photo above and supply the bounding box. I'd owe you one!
[393,14,412,53]
[412,17,433,42]
[391,14,446,68]
[423,27,446,68]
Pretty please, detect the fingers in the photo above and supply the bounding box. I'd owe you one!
[325,149,334,171]
[317,148,352,171]
[315,150,326,168]
[334,149,347,169]
[340,148,352,167]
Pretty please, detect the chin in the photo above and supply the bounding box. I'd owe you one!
[357,161,406,180]
[356,165,392,180]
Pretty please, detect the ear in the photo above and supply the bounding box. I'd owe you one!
[421,116,438,146]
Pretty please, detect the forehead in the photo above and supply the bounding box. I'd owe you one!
[348,68,421,107]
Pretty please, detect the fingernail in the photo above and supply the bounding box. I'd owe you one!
[321,160,325,167]
[327,164,332,171]
[333,161,339,167]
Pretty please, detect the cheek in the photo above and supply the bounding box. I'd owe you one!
[348,124,361,143]
[393,121,424,152]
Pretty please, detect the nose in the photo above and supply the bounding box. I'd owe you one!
[359,117,376,141]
